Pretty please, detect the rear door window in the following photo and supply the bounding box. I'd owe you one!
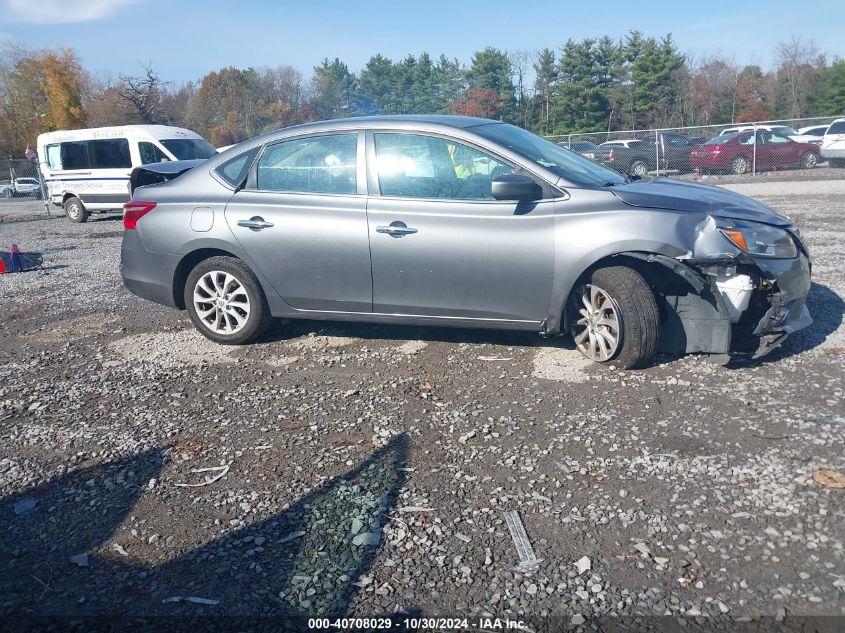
[255,134,357,195]
[828,121,845,134]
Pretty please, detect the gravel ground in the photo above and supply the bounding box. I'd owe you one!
[0,180,843,631]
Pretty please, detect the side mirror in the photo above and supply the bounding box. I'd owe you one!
[491,174,541,201]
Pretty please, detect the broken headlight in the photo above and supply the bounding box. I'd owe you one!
[718,221,798,259]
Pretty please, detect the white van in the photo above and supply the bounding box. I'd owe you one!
[37,125,217,223]
[820,118,845,168]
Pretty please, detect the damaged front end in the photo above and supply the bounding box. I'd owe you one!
[626,242,812,362]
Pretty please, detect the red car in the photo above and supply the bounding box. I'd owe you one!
[690,130,819,174]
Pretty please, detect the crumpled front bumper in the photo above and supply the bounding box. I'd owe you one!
[745,253,812,358]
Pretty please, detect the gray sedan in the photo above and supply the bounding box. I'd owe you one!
[120,115,811,368]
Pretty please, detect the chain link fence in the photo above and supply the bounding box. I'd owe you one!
[0,159,47,204]
[547,115,844,179]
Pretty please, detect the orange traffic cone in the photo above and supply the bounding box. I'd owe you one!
[0,253,6,273]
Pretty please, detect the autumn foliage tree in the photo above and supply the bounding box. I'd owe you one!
[451,88,501,118]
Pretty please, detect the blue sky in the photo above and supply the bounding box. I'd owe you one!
[2,0,842,84]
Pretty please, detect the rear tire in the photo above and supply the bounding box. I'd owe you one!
[184,256,272,345]
[731,156,750,175]
[64,196,89,223]
[568,266,659,369]
[799,152,818,169]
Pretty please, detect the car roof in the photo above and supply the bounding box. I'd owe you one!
[265,115,497,135]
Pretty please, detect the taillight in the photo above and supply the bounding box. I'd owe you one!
[123,201,157,229]
[709,145,722,154]
[608,149,615,160]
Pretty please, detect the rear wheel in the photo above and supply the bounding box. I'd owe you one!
[64,196,89,223]
[569,266,659,369]
[800,152,818,169]
[184,256,272,345]
[730,156,750,175]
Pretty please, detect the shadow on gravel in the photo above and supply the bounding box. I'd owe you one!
[2,436,411,629]
[731,281,844,367]
[0,448,167,613]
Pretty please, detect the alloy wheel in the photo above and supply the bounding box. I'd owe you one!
[571,284,621,361]
[192,270,251,335]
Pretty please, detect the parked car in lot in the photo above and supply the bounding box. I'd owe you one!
[121,115,811,368]
[797,124,829,144]
[37,125,217,223]
[718,124,811,144]
[0,177,42,198]
[565,140,602,159]
[598,139,640,148]
[820,118,845,167]
[690,130,820,174]
[594,132,701,176]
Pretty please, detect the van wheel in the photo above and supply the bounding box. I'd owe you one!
[65,197,89,223]
[568,266,659,369]
[184,256,273,345]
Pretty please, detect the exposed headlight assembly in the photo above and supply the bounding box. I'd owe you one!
[718,221,798,258]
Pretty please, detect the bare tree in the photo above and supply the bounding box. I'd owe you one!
[775,38,823,118]
[116,62,171,124]
[508,49,533,127]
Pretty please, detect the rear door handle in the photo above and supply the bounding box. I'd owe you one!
[237,217,274,230]
[376,222,418,237]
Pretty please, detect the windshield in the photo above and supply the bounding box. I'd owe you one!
[161,138,217,160]
[473,123,625,187]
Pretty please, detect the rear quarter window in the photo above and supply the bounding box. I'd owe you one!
[215,148,259,187]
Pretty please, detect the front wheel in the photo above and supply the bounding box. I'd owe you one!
[64,196,89,223]
[569,266,659,369]
[184,256,272,345]
[629,160,648,178]
[800,152,818,169]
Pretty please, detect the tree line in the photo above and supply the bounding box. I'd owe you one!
[1,32,843,157]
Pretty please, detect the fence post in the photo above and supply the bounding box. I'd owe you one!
[567,134,572,148]
[752,123,757,177]
[654,130,660,178]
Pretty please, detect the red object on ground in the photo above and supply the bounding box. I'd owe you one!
[0,256,6,273]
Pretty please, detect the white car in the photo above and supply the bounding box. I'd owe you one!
[598,139,641,148]
[797,124,829,142]
[0,177,41,198]
[719,125,815,144]
[820,118,845,167]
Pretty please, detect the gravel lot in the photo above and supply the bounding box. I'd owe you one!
[1,179,843,631]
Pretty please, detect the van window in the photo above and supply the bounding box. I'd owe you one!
[90,139,131,168]
[161,138,217,160]
[139,142,168,165]
[45,139,131,170]
[59,142,91,170]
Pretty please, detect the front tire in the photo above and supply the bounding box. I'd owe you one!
[184,256,272,345]
[569,266,659,369]
[629,160,648,178]
[799,152,818,169]
[64,196,89,223]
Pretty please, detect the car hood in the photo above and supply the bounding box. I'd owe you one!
[609,178,791,227]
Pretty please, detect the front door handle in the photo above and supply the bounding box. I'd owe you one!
[237,217,274,231]
[376,221,418,237]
